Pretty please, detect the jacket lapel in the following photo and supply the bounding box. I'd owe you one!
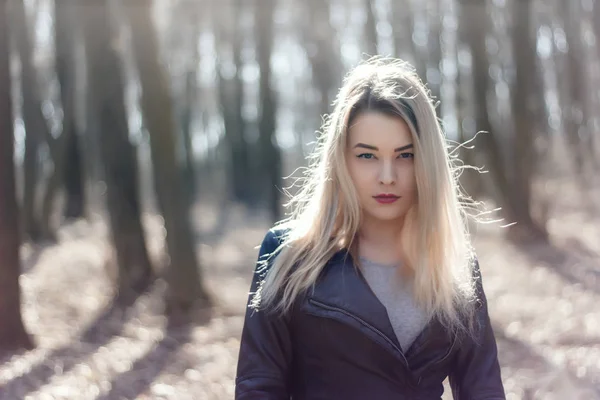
[300,250,456,375]
[301,251,408,365]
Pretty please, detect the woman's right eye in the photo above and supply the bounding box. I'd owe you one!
[357,153,375,160]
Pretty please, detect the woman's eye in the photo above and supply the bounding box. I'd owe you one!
[357,153,375,160]
[398,152,414,159]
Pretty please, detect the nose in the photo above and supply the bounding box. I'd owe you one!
[378,160,396,185]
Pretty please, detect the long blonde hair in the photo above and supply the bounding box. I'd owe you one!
[256,57,479,336]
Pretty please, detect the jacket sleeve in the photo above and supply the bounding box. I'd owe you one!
[235,229,293,399]
[450,259,506,400]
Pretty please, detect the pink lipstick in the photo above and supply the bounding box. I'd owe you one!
[373,194,400,204]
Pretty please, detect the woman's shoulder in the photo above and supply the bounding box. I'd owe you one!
[257,225,291,258]
[262,224,290,244]
[264,226,289,243]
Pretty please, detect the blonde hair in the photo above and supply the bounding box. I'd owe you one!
[256,57,479,336]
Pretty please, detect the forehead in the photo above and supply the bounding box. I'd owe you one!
[347,111,413,147]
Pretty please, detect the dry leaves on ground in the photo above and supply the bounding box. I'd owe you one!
[1,203,599,399]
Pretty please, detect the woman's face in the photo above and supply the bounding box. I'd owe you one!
[346,111,417,225]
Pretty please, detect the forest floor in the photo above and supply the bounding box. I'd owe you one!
[0,196,599,400]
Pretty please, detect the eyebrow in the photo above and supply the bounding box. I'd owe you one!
[353,143,414,152]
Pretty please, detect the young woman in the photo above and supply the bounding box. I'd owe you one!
[235,57,505,399]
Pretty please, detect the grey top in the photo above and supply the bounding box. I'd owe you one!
[359,257,429,352]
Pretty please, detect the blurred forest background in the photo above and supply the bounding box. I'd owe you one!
[0,0,599,398]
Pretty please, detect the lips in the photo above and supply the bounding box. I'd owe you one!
[373,194,400,204]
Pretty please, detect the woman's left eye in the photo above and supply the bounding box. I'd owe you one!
[398,153,414,159]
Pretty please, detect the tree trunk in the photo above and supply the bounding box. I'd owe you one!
[0,0,33,353]
[391,0,426,81]
[460,0,547,242]
[180,67,197,202]
[390,0,412,58]
[55,0,85,221]
[301,0,342,118]
[454,38,483,199]
[62,132,85,219]
[592,2,600,162]
[175,1,201,203]
[509,0,547,241]
[426,0,443,116]
[39,129,69,241]
[459,1,523,236]
[125,1,211,313]
[11,0,50,241]
[363,0,378,56]
[79,1,153,299]
[255,0,282,223]
[40,0,81,239]
[459,1,506,197]
[561,2,595,181]
[215,0,251,205]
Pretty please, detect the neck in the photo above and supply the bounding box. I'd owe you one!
[356,215,406,263]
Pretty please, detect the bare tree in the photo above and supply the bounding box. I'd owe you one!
[176,1,201,201]
[79,1,154,299]
[453,6,483,199]
[459,1,502,194]
[180,65,198,200]
[40,0,82,239]
[214,0,252,205]
[592,2,600,167]
[391,0,426,80]
[300,0,342,118]
[62,132,85,219]
[426,0,443,115]
[509,0,547,241]
[363,0,378,55]
[0,0,33,353]
[560,1,597,181]
[255,0,282,222]
[459,0,546,241]
[10,0,52,241]
[125,0,212,313]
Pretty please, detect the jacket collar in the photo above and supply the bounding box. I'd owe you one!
[308,251,404,352]
[306,250,451,366]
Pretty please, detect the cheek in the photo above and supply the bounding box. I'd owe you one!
[347,161,371,190]
[398,165,417,191]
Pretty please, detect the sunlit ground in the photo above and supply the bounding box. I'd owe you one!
[1,182,599,399]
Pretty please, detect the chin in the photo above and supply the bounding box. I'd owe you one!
[365,208,408,223]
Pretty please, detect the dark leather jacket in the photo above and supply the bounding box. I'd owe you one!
[235,229,505,399]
